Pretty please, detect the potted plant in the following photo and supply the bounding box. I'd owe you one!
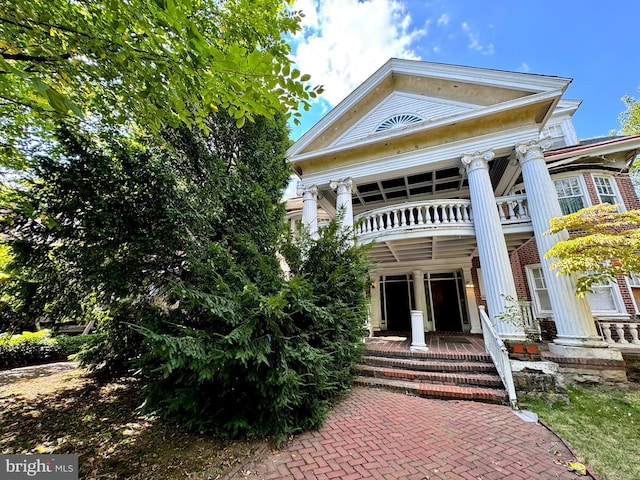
[494,295,541,358]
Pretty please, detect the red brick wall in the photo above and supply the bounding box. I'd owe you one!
[508,235,637,317]
[616,174,640,210]
[471,256,485,310]
[582,172,600,205]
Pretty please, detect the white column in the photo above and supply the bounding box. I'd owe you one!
[368,273,382,334]
[329,178,354,230]
[410,310,428,351]
[516,140,615,358]
[463,267,482,334]
[296,183,319,239]
[412,270,428,331]
[461,150,524,340]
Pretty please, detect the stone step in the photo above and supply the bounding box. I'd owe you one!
[362,355,498,374]
[356,364,504,388]
[354,376,508,405]
[366,344,493,363]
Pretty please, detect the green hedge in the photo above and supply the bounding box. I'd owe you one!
[0,331,103,369]
[0,330,63,370]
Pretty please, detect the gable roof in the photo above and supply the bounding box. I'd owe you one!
[289,58,572,166]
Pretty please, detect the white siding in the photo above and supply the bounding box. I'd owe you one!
[333,92,477,147]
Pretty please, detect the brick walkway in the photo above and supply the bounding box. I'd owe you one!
[231,387,588,480]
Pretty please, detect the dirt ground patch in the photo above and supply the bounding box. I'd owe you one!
[0,365,268,479]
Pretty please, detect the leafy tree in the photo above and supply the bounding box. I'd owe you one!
[544,203,640,296]
[619,89,640,135]
[1,126,187,355]
[0,0,321,164]
[140,219,371,442]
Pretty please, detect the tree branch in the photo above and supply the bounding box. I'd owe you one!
[1,52,71,63]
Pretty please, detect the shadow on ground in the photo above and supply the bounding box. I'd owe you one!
[0,369,265,479]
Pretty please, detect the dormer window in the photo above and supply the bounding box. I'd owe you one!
[375,114,424,133]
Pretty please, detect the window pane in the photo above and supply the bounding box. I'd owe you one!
[559,196,584,215]
[555,178,585,214]
[538,290,552,311]
[587,288,617,312]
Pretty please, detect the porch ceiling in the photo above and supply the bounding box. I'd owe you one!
[366,232,534,265]
[344,156,510,215]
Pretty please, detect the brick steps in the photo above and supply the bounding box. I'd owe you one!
[363,355,498,374]
[357,364,504,388]
[355,345,508,405]
[354,376,508,404]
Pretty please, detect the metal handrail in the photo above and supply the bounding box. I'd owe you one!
[479,305,518,409]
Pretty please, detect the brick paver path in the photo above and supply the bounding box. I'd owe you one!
[232,387,587,479]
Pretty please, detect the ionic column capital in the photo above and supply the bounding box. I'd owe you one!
[515,138,551,165]
[296,183,318,198]
[329,177,354,194]
[460,150,495,174]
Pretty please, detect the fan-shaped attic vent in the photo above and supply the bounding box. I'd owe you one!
[375,113,424,133]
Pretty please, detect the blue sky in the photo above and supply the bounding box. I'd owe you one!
[287,0,640,141]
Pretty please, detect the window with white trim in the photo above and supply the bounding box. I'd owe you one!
[554,177,586,215]
[628,273,640,314]
[541,124,566,148]
[592,176,619,206]
[526,265,626,317]
[525,266,552,316]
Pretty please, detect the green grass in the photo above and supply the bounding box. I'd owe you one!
[524,385,640,480]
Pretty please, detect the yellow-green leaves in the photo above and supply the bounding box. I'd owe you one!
[545,204,640,296]
[0,0,319,167]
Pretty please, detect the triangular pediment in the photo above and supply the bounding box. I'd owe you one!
[289,59,571,167]
[333,92,478,147]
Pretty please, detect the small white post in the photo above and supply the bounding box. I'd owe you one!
[410,310,428,352]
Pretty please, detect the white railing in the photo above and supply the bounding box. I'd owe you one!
[354,194,531,239]
[479,306,518,409]
[495,194,530,223]
[354,199,472,236]
[598,321,640,346]
[519,300,541,342]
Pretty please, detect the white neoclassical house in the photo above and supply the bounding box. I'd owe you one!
[287,59,640,363]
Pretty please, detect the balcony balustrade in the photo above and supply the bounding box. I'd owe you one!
[354,194,531,241]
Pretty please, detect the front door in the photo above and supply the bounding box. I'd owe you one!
[380,274,413,331]
[425,271,468,332]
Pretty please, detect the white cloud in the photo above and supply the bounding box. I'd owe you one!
[519,62,530,73]
[290,0,425,106]
[461,22,494,55]
[437,13,449,26]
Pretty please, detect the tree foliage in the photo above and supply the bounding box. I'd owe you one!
[140,220,371,442]
[0,0,321,164]
[1,110,372,439]
[544,203,640,296]
[619,88,640,135]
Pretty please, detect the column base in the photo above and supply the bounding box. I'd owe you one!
[548,342,623,361]
[410,346,429,352]
[470,327,483,335]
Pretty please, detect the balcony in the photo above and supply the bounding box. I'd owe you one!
[354,194,532,245]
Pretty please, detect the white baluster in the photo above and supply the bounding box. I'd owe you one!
[616,323,629,344]
[409,207,416,226]
[455,204,462,223]
[601,323,614,343]
[425,205,433,225]
[496,201,506,220]
[433,206,442,224]
[629,324,640,345]
[462,204,470,222]
[507,202,515,219]
[417,206,425,225]
[447,204,455,224]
